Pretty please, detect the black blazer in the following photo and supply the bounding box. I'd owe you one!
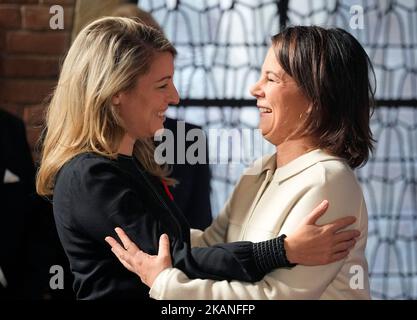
[53,153,270,300]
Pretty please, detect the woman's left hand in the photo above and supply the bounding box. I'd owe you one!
[105,228,172,288]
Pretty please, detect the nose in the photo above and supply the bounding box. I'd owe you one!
[169,84,180,105]
[250,79,264,99]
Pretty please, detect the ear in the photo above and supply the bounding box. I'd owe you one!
[112,93,121,107]
[306,103,313,114]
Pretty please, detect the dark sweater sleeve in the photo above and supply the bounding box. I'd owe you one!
[172,235,295,283]
[65,157,160,255]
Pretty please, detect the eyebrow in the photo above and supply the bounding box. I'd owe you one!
[155,76,172,82]
[265,71,281,78]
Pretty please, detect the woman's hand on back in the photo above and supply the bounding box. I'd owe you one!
[105,228,172,288]
[284,200,360,266]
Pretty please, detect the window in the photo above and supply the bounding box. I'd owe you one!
[138,0,417,299]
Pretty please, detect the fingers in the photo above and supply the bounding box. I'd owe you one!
[105,236,126,256]
[333,239,356,253]
[330,250,350,262]
[105,235,148,273]
[328,216,356,233]
[158,234,170,258]
[105,236,133,269]
[106,237,128,261]
[303,200,329,225]
[334,229,361,243]
[115,227,138,252]
[110,248,134,272]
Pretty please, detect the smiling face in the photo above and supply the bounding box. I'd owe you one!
[250,47,311,146]
[113,51,179,139]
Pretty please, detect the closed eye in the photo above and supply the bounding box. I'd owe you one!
[266,71,281,83]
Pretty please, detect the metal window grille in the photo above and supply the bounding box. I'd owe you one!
[137,0,417,299]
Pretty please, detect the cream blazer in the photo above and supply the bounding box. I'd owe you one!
[150,149,371,299]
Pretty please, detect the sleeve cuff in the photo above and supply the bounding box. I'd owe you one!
[149,268,175,299]
[252,234,297,273]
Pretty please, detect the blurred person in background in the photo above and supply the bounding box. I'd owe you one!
[112,3,213,230]
[0,109,73,299]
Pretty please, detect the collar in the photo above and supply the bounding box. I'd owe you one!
[273,149,344,183]
[244,153,277,176]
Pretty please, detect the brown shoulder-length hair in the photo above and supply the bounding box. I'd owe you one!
[271,26,376,168]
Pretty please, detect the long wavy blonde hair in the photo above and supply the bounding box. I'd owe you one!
[36,17,176,196]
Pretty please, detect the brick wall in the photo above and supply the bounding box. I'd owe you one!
[0,0,75,160]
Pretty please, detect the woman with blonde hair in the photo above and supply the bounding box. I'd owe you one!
[37,17,360,299]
